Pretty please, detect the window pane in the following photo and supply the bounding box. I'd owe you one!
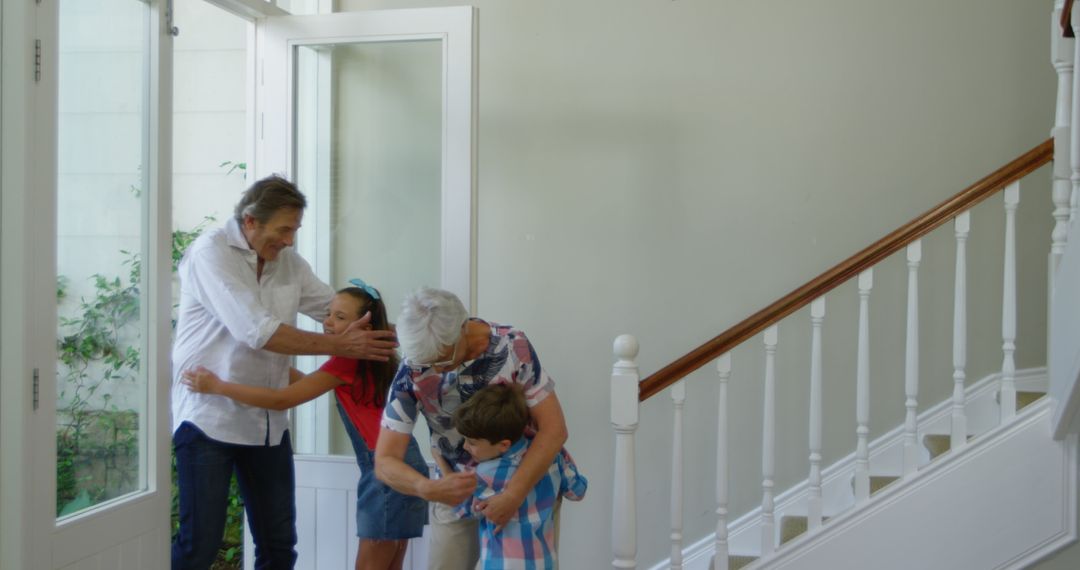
[296,40,442,327]
[293,40,443,456]
[56,0,149,519]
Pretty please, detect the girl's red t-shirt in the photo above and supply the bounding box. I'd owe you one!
[319,356,384,450]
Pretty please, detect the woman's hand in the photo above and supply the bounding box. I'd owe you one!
[181,366,224,395]
[420,472,478,506]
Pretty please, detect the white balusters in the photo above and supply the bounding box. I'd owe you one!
[611,335,640,570]
[903,241,922,476]
[855,270,873,504]
[1000,184,1019,423]
[1053,0,1074,262]
[1071,6,1080,220]
[713,354,732,570]
[952,212,970,450]
[1052,3,1074,373]
[760,325,779,556]
[808,299,825,530]
[1054,0,1074,136]
[670,380,686,570]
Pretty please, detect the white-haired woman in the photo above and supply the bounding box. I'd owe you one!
[374,287,573,570]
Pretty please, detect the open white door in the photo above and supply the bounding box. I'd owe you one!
[255,7,476,457]
[248,8,476,569]
[0,0,174,568]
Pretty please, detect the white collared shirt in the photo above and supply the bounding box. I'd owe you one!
[171,217,333,445]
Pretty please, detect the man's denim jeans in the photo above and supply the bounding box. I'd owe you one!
[171,422,297,570]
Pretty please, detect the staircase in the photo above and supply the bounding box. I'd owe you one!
[609,162,1080,570]
[608,3,1080,568]
[616,358,1076,570]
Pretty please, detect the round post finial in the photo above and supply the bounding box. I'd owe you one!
[614,334,640,361]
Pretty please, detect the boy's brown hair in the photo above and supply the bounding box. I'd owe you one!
[453,383,529,444]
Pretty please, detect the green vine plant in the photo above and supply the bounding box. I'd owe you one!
[58,163,247,567]
[56,268,141,515]
[218,161,247,178]
[56,216,216,516]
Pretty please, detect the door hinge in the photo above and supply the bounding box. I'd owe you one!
[166,0,180,36]
[34,39,41,83]
[32,368,40,410]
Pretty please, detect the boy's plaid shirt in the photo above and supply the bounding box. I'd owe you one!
[459,437,588,570]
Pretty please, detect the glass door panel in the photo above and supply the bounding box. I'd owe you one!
[55,0,149,518]
[294,39,443,455]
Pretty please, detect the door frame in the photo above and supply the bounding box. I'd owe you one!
[1,0,40,564]
[1,1,174,567]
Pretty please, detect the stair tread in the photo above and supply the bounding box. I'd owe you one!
[726,391,1048,566]
[729,555,757,570]
[1017,391,1045,411]
[920,390,1045,459]
[922,433,974,460]
[848,474,899,495]
[870,475,898,495]
[779,514,830,546]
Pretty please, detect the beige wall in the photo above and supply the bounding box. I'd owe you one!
[335,0,1060,567]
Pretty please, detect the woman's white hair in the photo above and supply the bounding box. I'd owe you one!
[398,287,469,365]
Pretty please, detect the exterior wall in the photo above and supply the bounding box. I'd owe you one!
[334,1,1057,568]
[172,0,249,231]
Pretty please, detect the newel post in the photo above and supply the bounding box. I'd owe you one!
[612,334,640,570]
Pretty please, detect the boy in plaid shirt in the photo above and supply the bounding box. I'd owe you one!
[450,383,587,570]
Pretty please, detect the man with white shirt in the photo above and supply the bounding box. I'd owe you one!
[170,175,397,570]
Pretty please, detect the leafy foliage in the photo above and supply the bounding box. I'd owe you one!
[56,263,142,513]
[57,205,243,568]
[218,160,247,178]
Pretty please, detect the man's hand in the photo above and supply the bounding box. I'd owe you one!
[340,313,398,361]
[420,471,478,506]
[473,487,526,531]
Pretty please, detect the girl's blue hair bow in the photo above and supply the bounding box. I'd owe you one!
[347,278,381,300]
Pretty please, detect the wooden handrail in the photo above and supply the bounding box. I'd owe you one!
[1063,0,1075,39]
[638,138,1054,401]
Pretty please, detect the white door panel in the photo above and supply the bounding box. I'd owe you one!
[6,0,175,568]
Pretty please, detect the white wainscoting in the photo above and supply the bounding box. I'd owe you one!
[245,454,432,570]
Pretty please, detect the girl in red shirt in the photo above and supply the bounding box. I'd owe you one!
[183,283,428,570]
